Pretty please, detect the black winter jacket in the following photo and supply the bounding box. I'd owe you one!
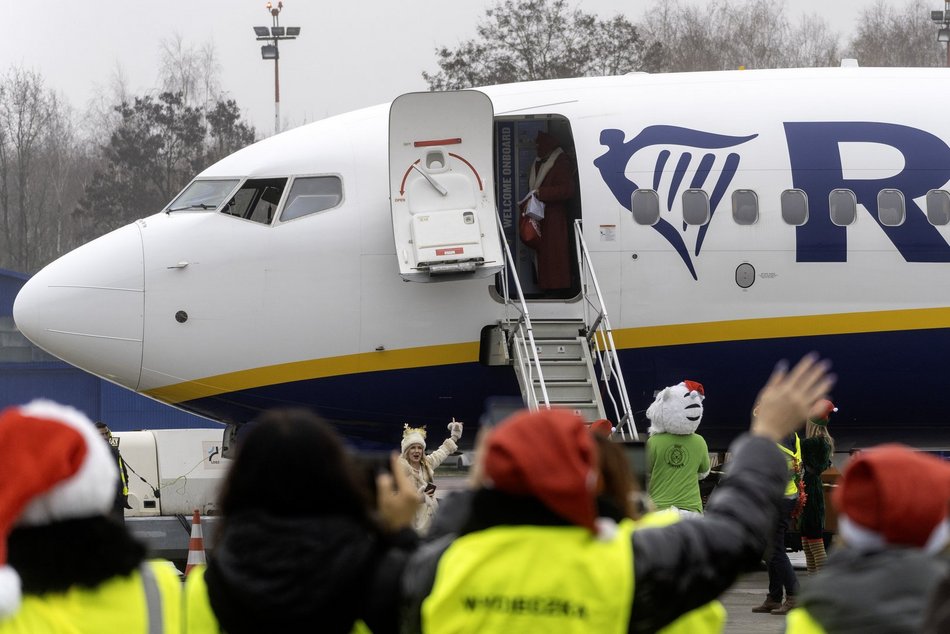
[205,513,416,634]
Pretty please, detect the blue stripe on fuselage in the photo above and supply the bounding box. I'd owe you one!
[176,328,950,450]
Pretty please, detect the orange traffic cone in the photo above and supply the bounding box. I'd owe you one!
[185,509,206,575]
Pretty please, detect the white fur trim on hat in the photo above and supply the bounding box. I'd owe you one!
[926,519,950,554]
[838,516,887,553]
[16,400,117,526]
[402,432,426,454]
[837,513,947,554]
[0,565,21,618]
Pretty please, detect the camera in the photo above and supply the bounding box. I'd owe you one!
[353,451,395,506]
[358,451,394,477]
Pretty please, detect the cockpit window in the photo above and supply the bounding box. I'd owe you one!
[221,178,287,224]
[280,176,343,221]
[167,179,239,212]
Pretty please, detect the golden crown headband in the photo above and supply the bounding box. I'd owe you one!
[402,424,427,439]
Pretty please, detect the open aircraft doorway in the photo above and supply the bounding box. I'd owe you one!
[493,115,582,302]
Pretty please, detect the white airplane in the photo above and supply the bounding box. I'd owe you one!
[13,66,950,450]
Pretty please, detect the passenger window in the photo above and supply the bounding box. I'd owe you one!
[631,189,660,226]
[927,190,950,225]
[877,189,904,226]
[682,189,710,225]
[281,176,344,222]
[781,189,808,225]
[829,189,857,226]
[731,190,758,225]
[222,178,287,224]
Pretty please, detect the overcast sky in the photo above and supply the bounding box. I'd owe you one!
[0,0,920,136]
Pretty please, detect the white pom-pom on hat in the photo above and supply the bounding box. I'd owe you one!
[0,566,21,618]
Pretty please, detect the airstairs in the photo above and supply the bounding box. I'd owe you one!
[491,218,639,440]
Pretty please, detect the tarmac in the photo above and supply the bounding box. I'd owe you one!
[720,569,796,633]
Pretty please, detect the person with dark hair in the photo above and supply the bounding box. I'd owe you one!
[590,432,639,522]
[95,422,131,521]
[0,400,181,633]
[184,408,420,634]
[401,354,835,634]
[800,399,836,574]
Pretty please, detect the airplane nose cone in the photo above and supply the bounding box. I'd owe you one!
[14,223,144,389]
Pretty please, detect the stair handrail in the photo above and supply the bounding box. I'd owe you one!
[495,212,550,410]
[573,219,639,440]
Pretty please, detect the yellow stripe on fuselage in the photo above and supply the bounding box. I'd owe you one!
[146,307,950,404]
[146,341,479,404]
[612,306,950,349]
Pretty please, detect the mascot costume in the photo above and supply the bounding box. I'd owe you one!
[645,380,711,516]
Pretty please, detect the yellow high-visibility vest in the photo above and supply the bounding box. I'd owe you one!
[777,433,803,497]
[785,606,828,633]
[421,523,633,634]
[0,560,181,634]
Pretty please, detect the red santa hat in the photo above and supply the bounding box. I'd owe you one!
[810,399,837,425]
[834,444,950,553]
[483,408,598,532]
[589,419,615,438]
[0,400,118,617]
[682,380,704,396]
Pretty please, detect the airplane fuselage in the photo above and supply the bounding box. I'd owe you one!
[14,68,950,449]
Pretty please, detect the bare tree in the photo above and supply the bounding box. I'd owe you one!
[787,14,844,67]
[640,0,842,71]
[0,68,70,272]
[846,0,944,66]
[423,0,660,90]
[159,33,222,107]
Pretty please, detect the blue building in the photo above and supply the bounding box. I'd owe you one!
[0,269,215,431]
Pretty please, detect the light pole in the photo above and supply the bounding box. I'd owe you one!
[253,2,301,135]
[932,2,950,67]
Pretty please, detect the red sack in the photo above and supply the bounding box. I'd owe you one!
[520,214,542,250]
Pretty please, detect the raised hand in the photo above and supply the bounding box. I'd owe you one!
[375,452,420,532]
[751,354,835,442]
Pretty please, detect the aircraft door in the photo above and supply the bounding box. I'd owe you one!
[389,91,504,281]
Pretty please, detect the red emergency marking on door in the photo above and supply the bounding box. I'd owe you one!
[436,247,464,256]
[448,153,483,191]
[414,138,462,147]
[399,159,422,195]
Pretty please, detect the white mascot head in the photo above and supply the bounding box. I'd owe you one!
[646,380,705,436]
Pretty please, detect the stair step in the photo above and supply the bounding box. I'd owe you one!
[532,339,585,361]
[527,319,586,340]
[532,380,596,402]
[551,402,603,422]
[532,360,590,381]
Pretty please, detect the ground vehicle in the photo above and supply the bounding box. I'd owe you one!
[114,428,229,562]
